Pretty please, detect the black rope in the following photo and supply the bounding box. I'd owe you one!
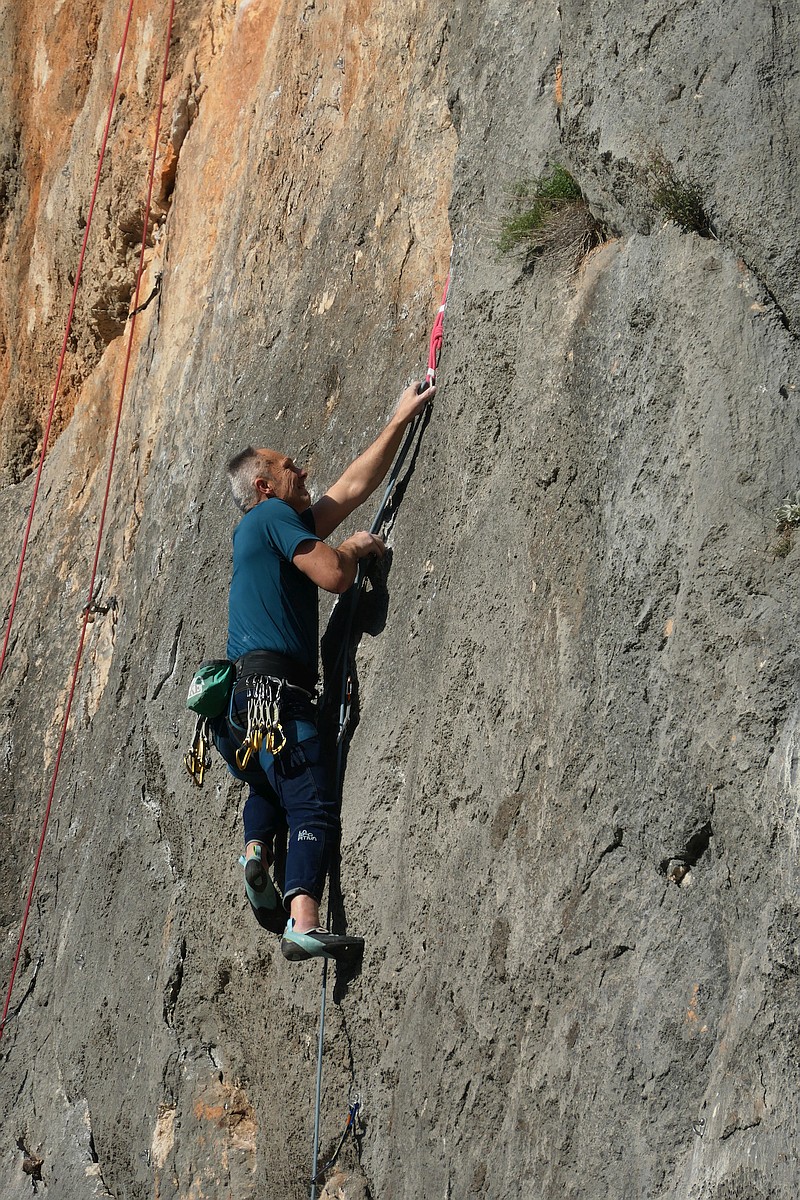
[321,401,432,714]
[308,261,453,1194]
[309,402,431,1200]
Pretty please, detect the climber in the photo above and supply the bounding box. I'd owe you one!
[213,380,434,962]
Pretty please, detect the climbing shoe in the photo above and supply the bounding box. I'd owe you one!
[239,845,284,935]
[280,919,365,963]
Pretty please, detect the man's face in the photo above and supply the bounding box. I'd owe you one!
[257,451,311,512]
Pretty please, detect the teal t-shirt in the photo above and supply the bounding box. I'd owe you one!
[226,499,320,668]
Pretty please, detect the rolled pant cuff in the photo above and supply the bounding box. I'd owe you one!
[283,885,322,907]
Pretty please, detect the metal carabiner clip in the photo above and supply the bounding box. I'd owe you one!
[235,737,254,770]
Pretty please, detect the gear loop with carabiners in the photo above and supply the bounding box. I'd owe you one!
[235,674,286,769]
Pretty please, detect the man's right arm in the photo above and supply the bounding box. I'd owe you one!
[310,382,433,540]
[292,532,385,594]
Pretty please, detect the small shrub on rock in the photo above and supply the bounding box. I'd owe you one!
[498,165,605,263]
[773,490,800,557]
[648,153,716,237]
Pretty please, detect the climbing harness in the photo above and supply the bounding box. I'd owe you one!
[0,0,178,1042]
[235,675,287,769]
[309,262,453,1199]
[311,1096,362,1186]
[183,648,317,784]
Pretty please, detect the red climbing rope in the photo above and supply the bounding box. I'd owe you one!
[425,271,450,386]
[0,0,137,685]
[0,0,177,1041]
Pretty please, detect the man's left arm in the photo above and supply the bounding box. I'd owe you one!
[311,381,434,540]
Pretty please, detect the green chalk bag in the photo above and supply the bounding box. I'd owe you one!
[186,659,235,718]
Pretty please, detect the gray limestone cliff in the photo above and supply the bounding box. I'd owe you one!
[0,2,798,1198]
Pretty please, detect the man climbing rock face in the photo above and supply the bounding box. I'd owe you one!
[213,381,433,962]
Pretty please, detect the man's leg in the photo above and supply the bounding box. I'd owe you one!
[263,727,338,925]
[289,891,322,933]
[209,703,285,931]
[242,784,284,860]
[262,720,363,961]
[239,785,285,932]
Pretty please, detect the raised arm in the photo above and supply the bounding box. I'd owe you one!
[310,381,434,540]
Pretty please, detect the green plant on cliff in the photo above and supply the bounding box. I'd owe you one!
[498,165,604,261]
[775,491,800,528]
[773,490,800,556]
[648,152,716,237]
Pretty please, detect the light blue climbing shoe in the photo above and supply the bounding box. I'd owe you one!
[239,845,284,934]
[280,918,365,963]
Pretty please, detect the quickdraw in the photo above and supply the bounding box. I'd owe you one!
[235,675,286,769]
[311,1097,362,1187]
[127,270,162,318]
[336,673,354,746]
[184,715,213,787]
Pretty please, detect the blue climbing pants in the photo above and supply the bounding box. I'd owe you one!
[212,684,339,907]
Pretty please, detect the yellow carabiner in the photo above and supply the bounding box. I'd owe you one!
[236,738,254,770]
[271,722,286,755]
[236,722,285,768]
[184,746,204,787]
[184,717,212,787]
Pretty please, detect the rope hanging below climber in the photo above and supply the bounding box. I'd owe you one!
[309,266,453,1199]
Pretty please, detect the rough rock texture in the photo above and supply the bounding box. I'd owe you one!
[1,2,798,1199]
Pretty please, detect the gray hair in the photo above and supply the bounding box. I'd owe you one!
[227,446,269,513]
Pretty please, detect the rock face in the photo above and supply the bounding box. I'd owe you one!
[1,2,798,1198]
